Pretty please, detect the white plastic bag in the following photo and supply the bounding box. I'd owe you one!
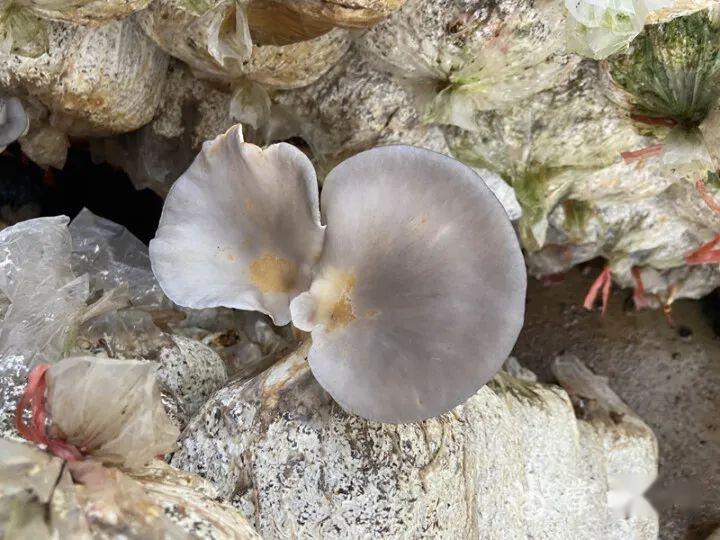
[45,357,179,469]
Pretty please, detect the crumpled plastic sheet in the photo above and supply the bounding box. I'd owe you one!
[69,208,167,308]
[137,0,253,83]
[46,356,179,469]
[0,438,261,539]
[0,439,189,539]
[0,210,175,362]
[565,0,678,60]
[359,0,573,127]
[0,216,89,367]
[0,211,168,366]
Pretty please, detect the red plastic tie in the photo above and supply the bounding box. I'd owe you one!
[583,266,612,316]
[696,178,720,215]
[629,113,678,128]
[15,364,83,462]
[621,144,664,163]
[631,266,650,310]
[685,179,720,265]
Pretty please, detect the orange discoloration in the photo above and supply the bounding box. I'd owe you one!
[306,269,358,332]
[326,272,356,331]
[249,253,298,293]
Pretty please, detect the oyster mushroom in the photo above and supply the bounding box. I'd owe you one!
[0,96,28,152]
[150,125,526,423]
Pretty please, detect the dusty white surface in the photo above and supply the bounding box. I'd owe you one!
[513,268,720,540]
[172,339,658,539]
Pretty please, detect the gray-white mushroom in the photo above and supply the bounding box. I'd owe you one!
[0,96,28,151]
[150,124,527,423]
[150,125,325,326]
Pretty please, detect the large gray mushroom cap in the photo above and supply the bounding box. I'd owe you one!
[150,128,526,423]
[290,146,527,422]
[0,96,29,148]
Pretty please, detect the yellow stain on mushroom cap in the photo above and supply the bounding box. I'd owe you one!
[311,269,357,331]
[249,252,298,293]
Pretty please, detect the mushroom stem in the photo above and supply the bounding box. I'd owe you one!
[289,268,357,332]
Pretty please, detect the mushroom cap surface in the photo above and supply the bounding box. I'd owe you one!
[0,96,29,147]
[149,125,325,325]
[290,145,526,423]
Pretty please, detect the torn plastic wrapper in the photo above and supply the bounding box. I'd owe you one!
[0,438,261,539]
[0,210,178,361]
[44,357,179,469]
[563,0,709,60]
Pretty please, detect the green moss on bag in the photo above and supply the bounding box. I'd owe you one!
[607,10,720,124]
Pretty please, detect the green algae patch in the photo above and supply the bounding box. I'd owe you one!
[607,10,720,125]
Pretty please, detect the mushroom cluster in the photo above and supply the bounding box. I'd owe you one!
[150,125,527,423]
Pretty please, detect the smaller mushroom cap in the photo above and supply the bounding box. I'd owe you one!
[0,96,29,148]
[149,125,325,325]
[290,146,526,423]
